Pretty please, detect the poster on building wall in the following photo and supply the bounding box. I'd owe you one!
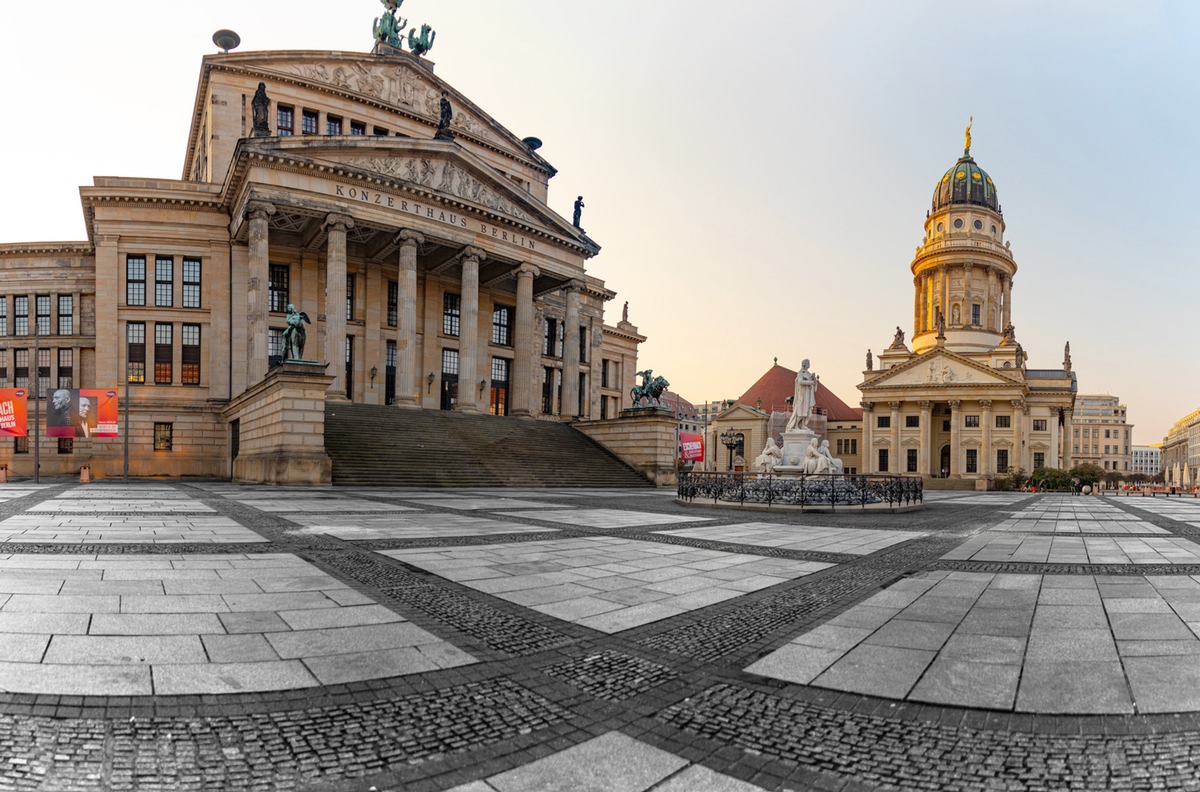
[47,389,119,438]
[680,432,705,462]
[0,389,28,437]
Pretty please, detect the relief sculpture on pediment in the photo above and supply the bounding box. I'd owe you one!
[341,157,532,223]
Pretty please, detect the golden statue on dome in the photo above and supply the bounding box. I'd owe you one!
[964,116,973,156]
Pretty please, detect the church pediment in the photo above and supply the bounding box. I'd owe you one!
[863,349,1020,389]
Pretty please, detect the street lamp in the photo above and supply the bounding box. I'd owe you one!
[720,430,742,471]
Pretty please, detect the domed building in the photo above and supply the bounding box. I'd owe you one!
[857,126,1077,484]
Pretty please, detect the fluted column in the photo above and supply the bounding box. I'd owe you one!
[925,272,935,332]
[889,401,902,474]
[912,278,921,334]
[963,263,975,324]
[562,282,583,418]
[948,399,962,476]
[939,265,949,324]
[323,213,353,398]
[511,264,540,417]
[918,400,932,476]
[861,402,874,473]
[998,274,1008,328]
[981,399,993,476]
[394,230,423,407]
[457,247,484,413]
[985,267,998,331]
[1061,406,1073,470]
[246,201,275,386]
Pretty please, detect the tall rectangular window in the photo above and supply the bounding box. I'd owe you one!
[443,292,461,336]
[0,350,8,384]
[182,324,200,386]
[154,323,173,385]
[154,423,173,451]
[346,274,356,321]
[268,328,283,369]
[155,256,174,306]
[36,349,49,396]
[907,448,918,473]
[13,350,28,388]
[542,366,555,414]
[14,437,27,454]
[35,295,50,336]
[345,336,354,400]
[601,359,610,388]
[492,305,512,346]
[126,255,146,306]
[277,105,294,135]
[971,303,981,325]
[327,116,343,135]
[14,297,28,336]
[579,325,588,363]
[490,357,510,416]
[878,448,889,473]
[543,318,559,356]
[57,295,72,335]
[0,298,7,337]
[57,348,72,388]
[966,448,978,473]
[997,449,1009,472]
[127,322,146,383]
[182,259,201,308]
[1034,452,1046,470]
[387,280,398,327]
[301,109,318,135]
[268,264,290,313]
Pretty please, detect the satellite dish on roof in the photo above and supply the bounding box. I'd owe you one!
[522,136,543,151]
[213,29,241,53]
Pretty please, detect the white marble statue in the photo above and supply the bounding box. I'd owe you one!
[784,359,816,433]
[800,438,822,474]
[817,440,844,474]
[755,437,783,473]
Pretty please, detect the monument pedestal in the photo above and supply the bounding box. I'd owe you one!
[773,428,818,475]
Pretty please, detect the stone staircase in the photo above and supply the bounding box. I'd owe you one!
[324,403,654,488]
[922,477,979,491]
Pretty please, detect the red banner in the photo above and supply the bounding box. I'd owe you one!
[47,388,119,438]
[0,389,28,437]
[680,432,704,461]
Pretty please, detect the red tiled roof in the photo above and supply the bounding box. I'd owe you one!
[659,389,699,421]
[736,364,862,421]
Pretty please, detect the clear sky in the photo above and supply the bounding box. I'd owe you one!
[2,1,1195,443]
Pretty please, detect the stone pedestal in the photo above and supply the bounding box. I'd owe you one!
[773,428,818,474]
[223,361,334,485]
[573,408,677,487]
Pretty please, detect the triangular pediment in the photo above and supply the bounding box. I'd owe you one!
[863,349,1021,389]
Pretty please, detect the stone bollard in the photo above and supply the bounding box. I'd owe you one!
[0,464,7,483]
[80,465,90,483]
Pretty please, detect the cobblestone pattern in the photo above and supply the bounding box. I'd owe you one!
[638,536,961,663]
[312,549,575,656]
[540,650,681,702]
[660,683,1200,792]
[931,560,1200,576]
[0,543,277,555]
[0,679,570,792]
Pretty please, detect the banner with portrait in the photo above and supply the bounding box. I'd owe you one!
[0,389,28,437]
[47,388,119,438]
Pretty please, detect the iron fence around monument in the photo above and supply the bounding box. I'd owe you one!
[678,471,923,511]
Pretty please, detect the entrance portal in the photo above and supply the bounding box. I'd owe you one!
[940,445,951,477]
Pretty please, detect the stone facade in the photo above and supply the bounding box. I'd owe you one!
[0,44,643,479]
[858,137,1077,483]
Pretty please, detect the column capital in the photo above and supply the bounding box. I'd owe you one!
[461,246,486,264]
[979,399,993,410]
[247,201,276,222]
[396,229,425,248]
[938,263,948,273]
[860,401,874,413]
[948,399,962,409]
[562,279,585,295]
[913,276,921,287]
[514,263,540,280]
[917,400,932,411]
[323,212,355,233]
[1012,399,1028,414]
[888,401,902,411]
[964,261,974,272]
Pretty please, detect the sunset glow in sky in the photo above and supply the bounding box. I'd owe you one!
[2,1,1196,442]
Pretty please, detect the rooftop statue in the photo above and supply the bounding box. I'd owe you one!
[282,304,312,361]
[964,115,973,156]
[434,90,455,140]
[409,23,436,57]
[373,0,406,49]
[573,196,585,228]
[251,83,271,137]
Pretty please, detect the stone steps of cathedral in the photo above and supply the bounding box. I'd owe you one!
[324,403,654,488]
[922,477,979,490]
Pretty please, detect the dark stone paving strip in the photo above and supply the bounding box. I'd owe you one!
[0,484,73,517]
[540,649,682,703]
[931,560,1200,576]
[658,683,1200,792]
[0,542,278,555]
[0,677,573,792]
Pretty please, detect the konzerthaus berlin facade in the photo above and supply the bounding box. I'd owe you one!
[0,35,644,478]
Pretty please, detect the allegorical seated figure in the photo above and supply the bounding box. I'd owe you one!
[801,438,822,474]
[755,437,783,473]
[816,439,844,475]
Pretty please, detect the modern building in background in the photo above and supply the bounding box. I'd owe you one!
[1163,407,1200,487]
[1131,444,1161,477]
[1071,394,1133,473]
[858,132,1077,483]
[0,24,643,478]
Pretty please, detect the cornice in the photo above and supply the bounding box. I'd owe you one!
[0,242,94,257]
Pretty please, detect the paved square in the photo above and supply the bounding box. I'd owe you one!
[0,515,267,543]
[384,536,830,632]
[657,522,925,555]
[283,512,559,540]
[942,534,1200,564]
[496,508,712,529]
[0,552,474,694]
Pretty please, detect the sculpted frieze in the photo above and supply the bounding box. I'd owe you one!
[342,157,531,222]
[280,62,492,141]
